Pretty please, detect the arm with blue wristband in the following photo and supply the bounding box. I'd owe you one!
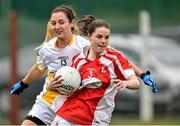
[10,80,29,95]
[130,63,159,93]
[140,71,159,93]
[10,64,46,95]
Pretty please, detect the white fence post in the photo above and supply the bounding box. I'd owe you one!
[139,10,154,122]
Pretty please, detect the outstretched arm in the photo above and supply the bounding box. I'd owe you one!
[10,64,46,95]
[129,63,159,93]
[22,64,46,84]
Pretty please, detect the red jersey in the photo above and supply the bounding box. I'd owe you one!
[52,47,135,125]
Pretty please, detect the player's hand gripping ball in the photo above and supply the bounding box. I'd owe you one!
[55,66,81,95]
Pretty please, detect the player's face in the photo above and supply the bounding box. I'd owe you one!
[89,26,110,55]
[50,11,73,39]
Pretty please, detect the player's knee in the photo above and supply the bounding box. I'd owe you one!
[21,119,38,126]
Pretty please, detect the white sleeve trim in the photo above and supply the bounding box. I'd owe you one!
[124,69,135,79]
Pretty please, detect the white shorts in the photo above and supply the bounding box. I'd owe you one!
[51,116,79,126]
[27,99,56,125]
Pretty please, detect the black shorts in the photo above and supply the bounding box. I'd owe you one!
[25,115,46,125]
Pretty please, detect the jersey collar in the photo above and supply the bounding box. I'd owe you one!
[79,46,107,59]
[54,35,75,48]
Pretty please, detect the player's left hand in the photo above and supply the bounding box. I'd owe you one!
[140,71,159,93]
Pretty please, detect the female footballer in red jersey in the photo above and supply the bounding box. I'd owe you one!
[50,16,140,125]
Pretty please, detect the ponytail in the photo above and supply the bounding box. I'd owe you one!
[35,21,55,50]
[77,15,96,36]
[44,21,55,42]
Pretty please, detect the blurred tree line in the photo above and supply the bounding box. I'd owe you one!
[1,0,180,57]
[1,0,180,33]
[9,0,180,27]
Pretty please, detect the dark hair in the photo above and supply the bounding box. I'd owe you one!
[77,15,111,36]
[51,5,75,22]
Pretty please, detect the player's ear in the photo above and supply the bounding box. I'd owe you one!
[71,19,76,27]
[87,33,91,37]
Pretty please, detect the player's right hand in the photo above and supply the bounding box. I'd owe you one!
[10,80,29,95]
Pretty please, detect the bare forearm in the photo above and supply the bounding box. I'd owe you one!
[126,75,140,89]
[129,63,143,77]
[22,64,45,84]
[113,75,140,91]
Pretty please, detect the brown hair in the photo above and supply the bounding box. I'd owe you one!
[51,5,75,21]
[77,15,110,36]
